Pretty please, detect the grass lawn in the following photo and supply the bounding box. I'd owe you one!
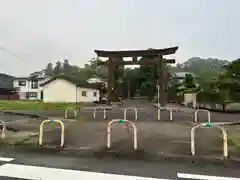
[0,100,81,110]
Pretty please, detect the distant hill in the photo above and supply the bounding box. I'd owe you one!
[172,57,229,78]
[0,73,14,89]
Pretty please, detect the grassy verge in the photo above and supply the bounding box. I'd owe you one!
[228,135,240,147]
[0,100,81,110]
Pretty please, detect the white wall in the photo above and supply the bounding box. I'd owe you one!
[184,93,197,108]
[43,79,77,103]
[76,87,100,102]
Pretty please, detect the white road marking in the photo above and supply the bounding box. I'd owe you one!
[0,163,170,180]
[177,173,240,180]
[0,157,14,162]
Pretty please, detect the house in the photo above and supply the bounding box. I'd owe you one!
[13,76,50,100]
[40,75,100,103]
[0,73,19,100]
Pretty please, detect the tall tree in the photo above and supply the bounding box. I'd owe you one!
[183,74,196,89]
[45,63,54,76]
[63,59,70,73]
[54,61,63,75]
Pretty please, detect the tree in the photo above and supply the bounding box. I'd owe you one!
[63,59,70,73]
[45,63,54,76]
[54,61,63,75]
[222,59,240,102]
[183,73,196,89]
[171,57,229,79]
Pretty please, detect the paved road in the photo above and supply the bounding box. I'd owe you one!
[0,150,239,179]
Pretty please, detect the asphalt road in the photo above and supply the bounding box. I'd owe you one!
[0,150,239,179]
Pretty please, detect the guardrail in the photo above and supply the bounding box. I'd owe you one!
[191,123,228,158]
[194,109,211,123]
[107,119,137,150]
[93,107,107,120]
[64,108,77,119]
[0,120,6,139]
[124,107,138,121]
[39,119,65,147]
[157,107,173,121]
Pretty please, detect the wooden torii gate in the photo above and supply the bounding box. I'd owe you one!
[94,47,179,106]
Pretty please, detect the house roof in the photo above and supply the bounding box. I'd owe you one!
[14,76,45,80]
[40,75,99,89]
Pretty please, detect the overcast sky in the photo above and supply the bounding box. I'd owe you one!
[0,0,239,76]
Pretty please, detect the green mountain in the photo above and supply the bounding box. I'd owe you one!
[173,57,229,78]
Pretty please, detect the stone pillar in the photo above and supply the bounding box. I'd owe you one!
[158,55,166,107]
[107,58,113,105]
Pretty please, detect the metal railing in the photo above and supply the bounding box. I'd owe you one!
[124,107,138,121]
[107,119,137,150]
[39,119,65,147]
[64,108,77,119]
[191,123,228,158]
[194,109,211,123]
[93,107,107,120]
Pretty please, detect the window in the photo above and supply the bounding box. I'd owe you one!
[31,80,38,89]
[81,91,87,97]
[93,92,97,97]
[18,81,26,86]
[27,92,37,97]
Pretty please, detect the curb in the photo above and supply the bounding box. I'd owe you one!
[2,144,240,166]
[178,104,240,114]
[152,104,182,112]
[0,110,48,119]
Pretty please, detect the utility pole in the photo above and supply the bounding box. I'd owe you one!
[128,76,131,99]
[157,80,161,120]
[157,80,160,108]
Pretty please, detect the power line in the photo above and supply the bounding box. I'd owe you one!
[0,46,31,63]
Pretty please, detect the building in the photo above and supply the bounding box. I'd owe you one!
[40,75,100,103]
[0,73,19,100]
[13,76,50,100]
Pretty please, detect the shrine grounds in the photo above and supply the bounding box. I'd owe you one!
[0,101,240,163]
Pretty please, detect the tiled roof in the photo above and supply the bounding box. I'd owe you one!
[40,75,99,89]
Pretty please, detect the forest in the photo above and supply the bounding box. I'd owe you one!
[36,57,240,107]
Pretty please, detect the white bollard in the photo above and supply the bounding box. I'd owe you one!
[124,107,138,120]
[157,107,173,121]
[0,120,6,139]
[191,123,228,158]
[93,107,107,120]
[107,119,137,150]
[194,109,211,123]
[64,108,77,119]
[39,119,65,147]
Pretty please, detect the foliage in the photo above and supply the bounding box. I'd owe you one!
[183,73,196,89]
[38,56,239,104]
[172,57,229,78]
[197,59,240,108]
